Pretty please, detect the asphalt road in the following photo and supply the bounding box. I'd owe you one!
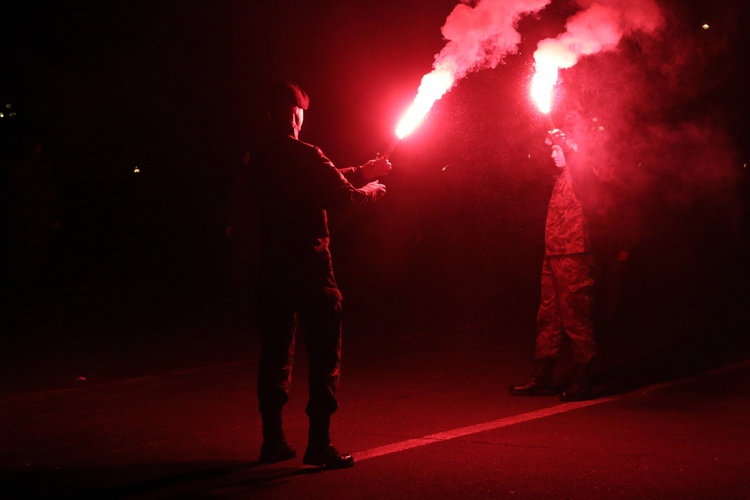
[1,282,749,499]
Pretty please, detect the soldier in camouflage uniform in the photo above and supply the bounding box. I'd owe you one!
[510,130,596,402]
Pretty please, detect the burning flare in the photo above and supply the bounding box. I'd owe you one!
[529,38,577,116]
[530,0,664,115]
[530,56,558,114]
[395,68,454,139]
[394,0,553,140]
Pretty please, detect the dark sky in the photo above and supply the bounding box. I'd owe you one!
[1,1,747,158]
[1,0,748,313]
[1,1,461,159]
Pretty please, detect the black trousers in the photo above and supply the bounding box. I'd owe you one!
[256,288,342,419]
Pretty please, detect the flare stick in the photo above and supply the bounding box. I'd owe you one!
[544,113,556,132]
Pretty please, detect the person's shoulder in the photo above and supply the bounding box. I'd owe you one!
[293,140,335,169]
[253,134,317,153]
[295,138,325,157]
[254,135,331,168]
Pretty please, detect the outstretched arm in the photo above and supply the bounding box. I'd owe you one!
[339,156,392,187]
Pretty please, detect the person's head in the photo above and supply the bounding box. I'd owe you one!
[264,81,309,138]
[551,145,567,168]
[545,129,576,168]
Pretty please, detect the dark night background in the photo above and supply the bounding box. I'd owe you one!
[1,0,748,340]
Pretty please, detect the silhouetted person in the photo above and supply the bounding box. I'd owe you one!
[510,130,596,402]
[5,140,59,300]
[251,81,390,468]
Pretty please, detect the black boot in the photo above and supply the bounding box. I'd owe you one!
[303,415,354,469]
[560,363,593,402]
[259,412,296,464]
[509,358,556,396]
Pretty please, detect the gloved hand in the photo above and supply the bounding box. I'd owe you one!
[545,129,578,153]
[360,180,387,201]
[360,156,392,180]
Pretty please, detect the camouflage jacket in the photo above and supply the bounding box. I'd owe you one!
[544,166,591,256]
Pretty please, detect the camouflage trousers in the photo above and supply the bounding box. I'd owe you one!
[535,253,596,364]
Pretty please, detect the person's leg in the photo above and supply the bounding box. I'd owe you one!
[256,292,298,463]
[554,254,596,401]
[299,292,353,469]
[510,257,562,396]
[535,257,566,361]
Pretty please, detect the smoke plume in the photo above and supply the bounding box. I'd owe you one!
[397,0,552,138]
[436,0,553,80]
[556,1,745,285]
[534,0,664,72]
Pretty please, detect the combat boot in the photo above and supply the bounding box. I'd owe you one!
[303,443,354,469]
[303,414,354,469]
[259,412,296,464]
[509,358,556,396]
[560,363,593,402]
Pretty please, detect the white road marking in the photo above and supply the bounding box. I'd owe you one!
[353,359,750,462]
[353,397,617,461]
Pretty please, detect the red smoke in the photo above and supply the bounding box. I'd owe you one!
[396,0,552,138]
[531,0,665,115]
